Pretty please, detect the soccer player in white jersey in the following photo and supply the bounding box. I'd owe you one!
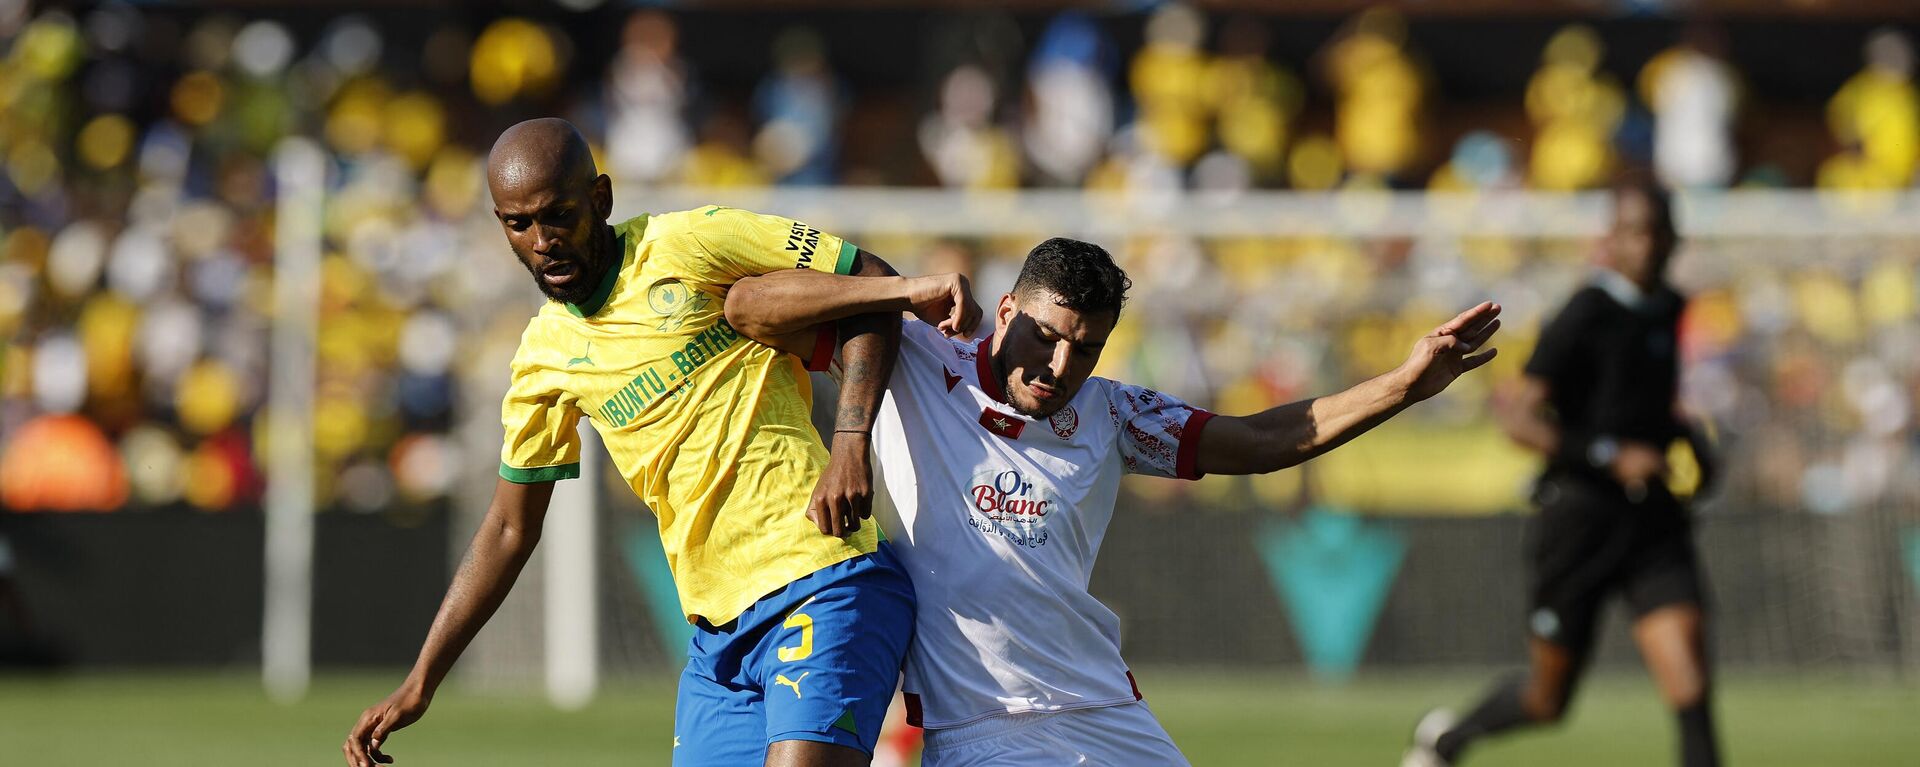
[725,238,1502,765]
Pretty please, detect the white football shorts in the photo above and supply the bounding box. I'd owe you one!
[919,701,1190,766]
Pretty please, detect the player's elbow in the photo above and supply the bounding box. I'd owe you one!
[480,506,544,556]
[498,516,545,562]
[502,527,541,560]
[722,281,786,342]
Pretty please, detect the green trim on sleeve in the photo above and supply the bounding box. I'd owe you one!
[833,240,859,275]
[499,462,581,484]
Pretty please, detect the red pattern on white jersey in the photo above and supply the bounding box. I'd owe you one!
[874,321,1210,729]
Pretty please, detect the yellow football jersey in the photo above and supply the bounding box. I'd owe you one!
[498,206,876,625]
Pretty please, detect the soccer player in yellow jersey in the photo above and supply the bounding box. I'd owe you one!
[343,119,979,767]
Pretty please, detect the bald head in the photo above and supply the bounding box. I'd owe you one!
[489,117,598,196]
[489,118,616,306]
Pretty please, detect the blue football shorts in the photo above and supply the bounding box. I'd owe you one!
[673,543,915,765]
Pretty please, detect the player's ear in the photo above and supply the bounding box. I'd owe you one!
[996,293,1019,333]
[592,174,612,220]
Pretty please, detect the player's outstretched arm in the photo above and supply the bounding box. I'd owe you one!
[1196,302,1502,476]
[725,259,981,340]
[342,477,555,767]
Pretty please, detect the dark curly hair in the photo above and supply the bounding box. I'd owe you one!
[1012,237,1132,319]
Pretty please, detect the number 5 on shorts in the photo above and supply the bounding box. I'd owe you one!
[777,598,815,662]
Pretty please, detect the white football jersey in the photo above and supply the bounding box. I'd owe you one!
[873,320,1212,729]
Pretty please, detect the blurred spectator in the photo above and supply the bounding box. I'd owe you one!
[1821,28,1919,190]
[1130,3,1212,168]
[1525,25,1625,190]
[1022,12,1114,186]
[0,414,127,511]
[1639,25,1739,188]
[919,64,1019,189]
[921,238,979,279]
[468,18,564,106]
[0,7,545,513]
[1321,8,1424,182]
[753,27,843,185]
[1207,18,1302,185]
[1428,131,1519,191]
[1287,133,1345,191]
[0,4,1915,521]
[682,111,768,187]
[605,11,691,187]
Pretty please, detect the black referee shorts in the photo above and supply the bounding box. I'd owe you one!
[1525,472,1706,653]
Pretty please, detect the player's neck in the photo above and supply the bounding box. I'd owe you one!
[583,221,619,284]
[988,346,1045,417]
[989,346,1010,404]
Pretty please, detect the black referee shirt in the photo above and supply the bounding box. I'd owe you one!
[1523,275,1686,476]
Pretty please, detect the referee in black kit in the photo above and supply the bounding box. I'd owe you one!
[1403,177,1721,767]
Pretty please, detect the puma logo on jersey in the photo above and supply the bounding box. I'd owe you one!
[567,342,594,368]
[774,672,810,698]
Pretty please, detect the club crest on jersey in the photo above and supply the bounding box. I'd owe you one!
[966,468,1058,549]
[648,278,709,332]
[1048,405,1078,439]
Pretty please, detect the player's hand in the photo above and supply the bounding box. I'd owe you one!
[1611,440,1668,502]
[905,273,981,339]
[808,433,874,537]
[344,683,430,767]
[1397,301,1502,403]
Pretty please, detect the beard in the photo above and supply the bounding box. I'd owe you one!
[519,255,600,305]
[518,231,609,306]
[992,350,1067,418]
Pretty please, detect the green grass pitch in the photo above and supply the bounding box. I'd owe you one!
[1,669,1911,765]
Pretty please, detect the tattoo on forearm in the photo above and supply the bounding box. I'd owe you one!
[832,313,898,433]
[837,359,875,426]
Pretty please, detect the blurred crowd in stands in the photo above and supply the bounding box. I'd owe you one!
[0,3,1915,518]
